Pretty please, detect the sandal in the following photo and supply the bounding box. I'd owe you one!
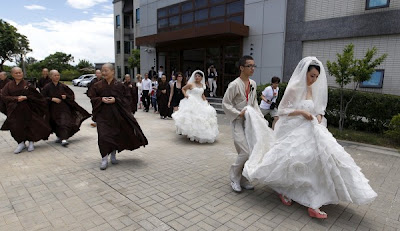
[278,194,292,206]
[308,208,327,219]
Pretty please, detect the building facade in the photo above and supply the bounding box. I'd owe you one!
[114,0,400,95]
[284,0,400,95]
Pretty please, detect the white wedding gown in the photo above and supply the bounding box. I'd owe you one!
[243,100,377,209]
[172,87,219,143]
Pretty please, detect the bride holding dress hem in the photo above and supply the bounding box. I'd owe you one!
[242,57,377,219]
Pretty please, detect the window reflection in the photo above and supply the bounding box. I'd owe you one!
[210,4,225,18]
[195,9,208,21]
[227,0,244,15]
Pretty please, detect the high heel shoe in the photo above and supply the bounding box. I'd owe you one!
[308,208,327,219]
[278,194,292,206]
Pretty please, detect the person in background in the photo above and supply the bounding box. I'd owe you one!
[151,76,158,113]
[207,65,218,97]
[141,73,152,112]
[37,68,51,92]
[260,76,280,129]
[0,71,11,115]
[148,67,156,79]
[157,74,170,119]
[136,74,143,110]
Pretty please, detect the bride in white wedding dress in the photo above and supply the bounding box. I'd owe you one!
[172,70,219,143]
[242,57,377,219]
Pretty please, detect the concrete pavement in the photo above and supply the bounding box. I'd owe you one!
[0,85,399,231]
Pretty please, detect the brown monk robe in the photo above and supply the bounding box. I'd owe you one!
[123,74,138,113]
[87,70,103,127]
[157,74,170,119]
[37,68,51,92]
[1,67,51,153]
[41,70,90,146]
[0,72,11,114]
[88,63,148,170]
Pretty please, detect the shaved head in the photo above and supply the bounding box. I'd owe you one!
[49,69,59,77]
[11,67,22,74]
[0,71,7,80]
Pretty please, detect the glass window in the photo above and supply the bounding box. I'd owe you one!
[195,0,207,8]
[136,8,140,23]
[228,15,243,24]
[117,66,121,78]
[181,12,193,24]
[124,15,130,29]
[116,41,121,54]
[182,2,193,12]
[360,70,385,88]
[116,15,120,28]
[224,60,238,75]
[158,8,168,18]
[210,18,225,24]
[224,45,240,58]
[124,41,131,54]
[158,18,168,28]
[195,9,208,21]
[227,0,244,15]
[210,0,225,5]
[125,66,130,76]
[169,16,180,26]
[210,4,225,18]
[169,5,179,15]
[366,0,390,9]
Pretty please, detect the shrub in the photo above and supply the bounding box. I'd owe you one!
[385,114,400,144]
[60,69,81,81]
[256,84,400,133]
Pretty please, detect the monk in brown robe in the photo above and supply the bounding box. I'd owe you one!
[87,69,103,127]
[0,71,11,114]
[88,63,148,170]
[37,68,51,92]
[1,67,51,154]
[41,70,90,146]
[123,74,138,114]
[157,74,170,119]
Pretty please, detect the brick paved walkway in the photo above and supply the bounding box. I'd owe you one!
[0,86,399,231]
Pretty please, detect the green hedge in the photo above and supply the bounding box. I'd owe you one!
[60,69,81,81]
[257,83,400,133]
[385,114,400,142]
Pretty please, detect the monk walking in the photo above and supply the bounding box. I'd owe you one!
[1,67,51,154]
[41,70,90,146]
[88,63,148,170]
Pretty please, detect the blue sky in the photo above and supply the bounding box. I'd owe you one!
[1,0,115,64]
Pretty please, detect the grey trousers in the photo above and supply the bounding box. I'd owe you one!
[230,118,250,184]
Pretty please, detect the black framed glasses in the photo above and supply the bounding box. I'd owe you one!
[244,65,257,69]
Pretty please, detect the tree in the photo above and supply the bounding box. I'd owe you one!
[0,19,32,71]
[128,49,140,71]
[76,59,94,74]
[327,44,387,131]
[42,52,74,72]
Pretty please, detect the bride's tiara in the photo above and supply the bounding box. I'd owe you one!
[310,60,320,66]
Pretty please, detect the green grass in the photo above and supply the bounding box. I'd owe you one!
[61,81,72,85]
[328,126,400,150]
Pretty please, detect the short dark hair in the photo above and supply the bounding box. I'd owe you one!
[271,76,280,84]
[239,55,254,68]
[160,66,163,69]
[307,65,320,74]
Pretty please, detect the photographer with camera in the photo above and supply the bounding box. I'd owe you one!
[260,76,280,129]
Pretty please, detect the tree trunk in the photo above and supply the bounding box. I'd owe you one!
[339,86,344,131]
